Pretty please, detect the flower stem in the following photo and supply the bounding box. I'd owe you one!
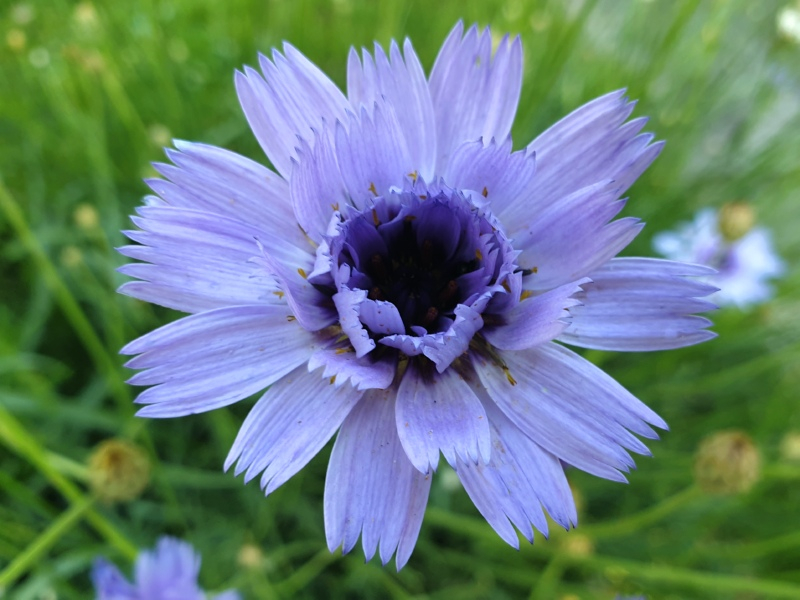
[0,402,138,563]
[273,548,339,596]
[0,496,93,589]
[580,485,703,538]
[0,179,132,414]
[426,506,800,598]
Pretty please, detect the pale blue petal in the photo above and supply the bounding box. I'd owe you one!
[118,206,310,313]
[512,181,644,291]
[225,365,363,494]
[235,45,350,178]
[347,39,437,180]
[430,22,523,170]
[396,362,491,473]
[443,138,536,212]
[153,141,306,251]
[122,305,318,417]
[456,396,577,547]
[483,279,586,351]
[324,389,431,570]
[501,90,661,228]
[559,257,718,351]
[335,102,414,206]
[474,343,666,481]
[92,558,137,600]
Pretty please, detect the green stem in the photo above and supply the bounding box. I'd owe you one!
[0,179,131,414]
[0,496,93,589]
[562,552,800,599]
[528,553,567,600]
[273,549,339,596]
[0,402,138,562]
[580,485,703,538]
[426,507,800,598]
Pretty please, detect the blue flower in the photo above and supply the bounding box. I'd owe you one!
[92,537,240,600]
[653,207,784,308]
[119,22,716,568]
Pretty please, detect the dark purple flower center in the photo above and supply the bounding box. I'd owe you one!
[317,188,520,365]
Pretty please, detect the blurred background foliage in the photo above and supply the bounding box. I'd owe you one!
[1,0,799,598]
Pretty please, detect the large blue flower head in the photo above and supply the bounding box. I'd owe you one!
[119,22,717,568]
[92,537,240,600]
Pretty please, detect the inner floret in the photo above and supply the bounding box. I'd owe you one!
[321,189,520,368]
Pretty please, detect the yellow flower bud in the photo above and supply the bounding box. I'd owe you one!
[694,430,760,494]
[88,439,150,503]
[718,202,755,242]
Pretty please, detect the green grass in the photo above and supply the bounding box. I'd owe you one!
[1,0,799,598]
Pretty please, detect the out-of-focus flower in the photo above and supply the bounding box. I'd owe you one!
[694,430,761,495]
[11,4,35,25]
[92,537,240,600]
[74,203,100,230]
[147,124,172,148]
[6,29,26,52]
[778,3,800,44]
[88,439,150,503]
[119,22,716,568]
[653,205,784,308]
[780,431,800,462]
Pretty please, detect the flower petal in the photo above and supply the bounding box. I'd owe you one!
[474,342,666,481]
[235,44,350,179]
[225,367,362,494]
[335,102,414,206]
[254,246,338,331]
[134,538,202,599]
[122,305,317,417]
[421,303,484,373]
[347,39,436,180]
[308,337,397,391]
[92,558,137,599]
[483,279,586,351]
[429,22,523,170]
[396,361,491,473]
[512,181,644,290]
[456,397,577,547]
[290,126,349,241]
[325,389,432,569]
[559,258,718,351]
[152,141,307,252]
[332,287,376,357]
[118,206,309,313]
[444,138,536,210]
[501,90,662,227]
[224,365,363,494]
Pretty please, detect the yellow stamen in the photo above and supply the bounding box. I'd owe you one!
[273,291,285,299]
[368,182,378,196]
[297,268,307,279]
[475,248,483,260]
[520,290,533,301]
[481,186,489,198]
[503,366,517,386]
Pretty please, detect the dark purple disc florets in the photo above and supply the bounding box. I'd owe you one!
[315,187,520,372]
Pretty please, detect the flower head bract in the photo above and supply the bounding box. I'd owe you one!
[119,22,716,568]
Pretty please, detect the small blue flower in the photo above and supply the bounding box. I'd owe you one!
[653,207,784,308]
[119,22,716,568]
[91,537,240,600]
